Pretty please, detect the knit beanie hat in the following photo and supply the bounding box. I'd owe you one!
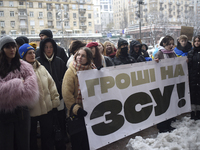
[15,37,25,46]
[86,42,98,48]
[29,42,37,50]
[18,36,29,43]
[0,36,16,51]
[39,29,53,38]
[18,43,35,58]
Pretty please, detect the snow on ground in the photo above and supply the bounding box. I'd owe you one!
[126,116,200,150]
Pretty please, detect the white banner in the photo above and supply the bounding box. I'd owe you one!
[77,57,191,150]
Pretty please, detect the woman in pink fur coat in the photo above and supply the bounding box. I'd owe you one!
[0,36,39,150]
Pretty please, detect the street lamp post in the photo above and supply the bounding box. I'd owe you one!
[137,0,144,40]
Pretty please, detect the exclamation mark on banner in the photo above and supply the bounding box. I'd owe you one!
[177,82,186,108]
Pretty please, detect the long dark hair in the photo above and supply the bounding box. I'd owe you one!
[0,43,21,78]
[74,47,93,65]
[160,35,174,47]
[193,35,200,48]
[92,46,102,68]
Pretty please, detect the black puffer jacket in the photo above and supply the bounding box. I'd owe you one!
[104,56,114,67]
[187,47,200,105]
[129,40,149,62]
[36,38,67,99]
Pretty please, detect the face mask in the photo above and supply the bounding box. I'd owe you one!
[121,47,128,55]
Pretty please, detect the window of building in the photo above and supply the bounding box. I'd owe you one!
[9,1,14,7]
[30,20,35,26]
[10,11,14,17]
[19,2,23,5]
[1,21,5,27]
[55,4,60,10]
[88,22,91,26]
[104,5,108,11]
[38,2,42,8]
[63,4,68,11]
[96,13,99,17]
[64,12,69,18]
[29,12,34,17]
[39,12,43,17]
[29,2,33,8]
[88,13,91,18]
[73,21,76,26]
[0,11,4,17]
[73,13,76,18]
[39,20,44,26]
[47,3,52,11]
[64,21,69,27]
[72,5,76,9]
[80,5,83,8]
[0,1,3,6]
[47,12,52,19]
[19,11,26,16]
[31,30,35,34]
[56,21,61,27]
[87,0,91,2]
[63,0,67,2]
[10,21,15,27]
[48,21,53,26]
[88,5,91,10]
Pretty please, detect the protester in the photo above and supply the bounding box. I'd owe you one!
[129,40,151,62]
[87,42,114,68]
[154,35,177,133]
[62,47,96,150]
[174,35,192,57]
[141,43,148,52]
[35,29,68,64]
[18,43,60,150]
[0,36,39,150]
[103,41,116,59]
[187,35,200,120]
[113,38,136,65]
[37,38,67,150]
[97,42,104,55]
[67,40,86,68]
[15,37,25,50]
[18,36,29,43]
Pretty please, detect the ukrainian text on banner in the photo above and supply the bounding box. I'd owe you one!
[77,57,191,150]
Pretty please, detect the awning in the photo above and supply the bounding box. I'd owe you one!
[10,30,16,32]
[73,29,82,31]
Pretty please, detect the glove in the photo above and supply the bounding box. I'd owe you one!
[97,65,103,70]
[137,55,146,62]
[77,108,88,118]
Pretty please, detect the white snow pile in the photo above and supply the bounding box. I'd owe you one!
[126,116,200,150]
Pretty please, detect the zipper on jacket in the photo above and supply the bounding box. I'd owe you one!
[49,61,53,75]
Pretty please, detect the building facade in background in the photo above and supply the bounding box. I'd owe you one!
[0,0,95,36]
[93,0,101,33]
[100,0,113,32]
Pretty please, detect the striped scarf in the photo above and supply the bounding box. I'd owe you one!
[73,61,96,104]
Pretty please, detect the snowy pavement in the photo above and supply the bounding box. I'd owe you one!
[99,113,200,150]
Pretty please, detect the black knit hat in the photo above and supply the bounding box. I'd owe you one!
[18,36,29,43]
[118,38,128,48]
[15,37,25,46]
[39,29,53,38]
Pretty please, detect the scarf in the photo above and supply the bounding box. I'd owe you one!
[44,53,54,62]
[73,60,96,104]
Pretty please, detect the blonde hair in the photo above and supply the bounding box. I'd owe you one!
[103,41,114,56]
[179,35,188,41]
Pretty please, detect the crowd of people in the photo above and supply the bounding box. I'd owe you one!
[0,29,200,150]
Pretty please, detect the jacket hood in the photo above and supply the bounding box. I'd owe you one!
[39,38,57,61]
[141,43,148,51]
[118,38,128,48]
[129,40,141,56]
[157,46,165,51]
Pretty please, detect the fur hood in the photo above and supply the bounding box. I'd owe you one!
[0,60,39,112]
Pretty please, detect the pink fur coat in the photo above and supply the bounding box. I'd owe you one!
[0,60,39,112]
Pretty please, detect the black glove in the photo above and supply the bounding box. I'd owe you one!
[97,65,103,70]
[137,55,146,62]
[77,108,87,118]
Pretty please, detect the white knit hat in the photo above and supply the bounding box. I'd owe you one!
[0,36,16,50]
